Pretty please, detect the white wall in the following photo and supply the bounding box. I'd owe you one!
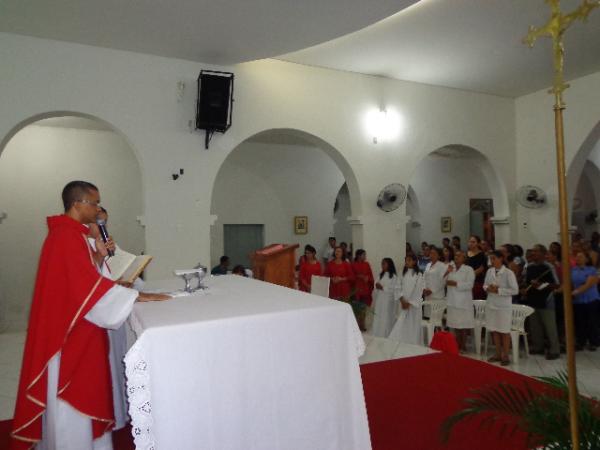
[210,140,345,266]
[515,71,600,247]
[0,123,143,330]
[0,32,518,329]
[407,152,492,251]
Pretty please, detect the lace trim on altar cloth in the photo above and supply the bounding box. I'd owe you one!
[125,339,155,450]
[350,312,366,357]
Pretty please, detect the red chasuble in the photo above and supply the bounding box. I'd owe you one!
[11,215,116,449]
[351,261,374,306]
[298,261,322,292]
[325,261,355,300]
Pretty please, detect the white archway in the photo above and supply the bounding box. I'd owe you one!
[408,144,510,248]
[209,128,363,267]
[0,112,144,331]
[567,120,600,215]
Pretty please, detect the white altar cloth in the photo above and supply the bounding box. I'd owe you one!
[124,275,371,450]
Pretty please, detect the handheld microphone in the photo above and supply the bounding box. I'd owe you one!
[96,218,114,257]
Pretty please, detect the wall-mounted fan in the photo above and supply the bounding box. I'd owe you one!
[376,183,407,212]
[516,185,547,209]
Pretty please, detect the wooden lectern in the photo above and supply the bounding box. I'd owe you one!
[251,244,299,288]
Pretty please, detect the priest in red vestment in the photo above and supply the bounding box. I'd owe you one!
[11,181,168,450]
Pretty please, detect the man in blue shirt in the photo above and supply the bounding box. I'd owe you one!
[211,255,230,275]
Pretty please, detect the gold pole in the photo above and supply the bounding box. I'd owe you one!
[553,98,579,450]
[524,2,600,448]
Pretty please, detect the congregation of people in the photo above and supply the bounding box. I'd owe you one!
[287,233,600,366]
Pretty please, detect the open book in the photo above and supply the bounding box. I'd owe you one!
[106,248,153,283]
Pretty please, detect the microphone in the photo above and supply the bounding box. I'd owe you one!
[96,218,114,257]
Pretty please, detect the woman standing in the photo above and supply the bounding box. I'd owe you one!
[442,245,455,267]
[325,246,355,300]
[466,235,487,299]
[352,249,374,331]
[445,251,475,352]
[388,254,424,345]
[571,251,600,351]
[484,251,519,365]
[352,249,374,306]
[371,258,401,338]
[298,245,322,292]
[423,246,447,301]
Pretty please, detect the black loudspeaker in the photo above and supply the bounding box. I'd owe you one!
[196,70,234,148]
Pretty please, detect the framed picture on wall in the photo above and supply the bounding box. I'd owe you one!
[441,216,452,233]
[294,216,308,235]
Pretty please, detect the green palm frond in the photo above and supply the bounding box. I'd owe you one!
[440,381,536,444]
[440,371,600,449]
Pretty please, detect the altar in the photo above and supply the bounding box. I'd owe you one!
[124,275,371,450]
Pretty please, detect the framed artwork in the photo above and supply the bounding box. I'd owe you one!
[294,216,308,235]
[441,216,452,233]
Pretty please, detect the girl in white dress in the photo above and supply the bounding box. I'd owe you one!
[484,250,519,365]
[371,258,401,337]
[445,250,475,352]
[389,254,424,345]
[423,246,447,318]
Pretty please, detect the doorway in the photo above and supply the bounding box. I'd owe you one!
[469,198,495,246]
[223,224,265,269]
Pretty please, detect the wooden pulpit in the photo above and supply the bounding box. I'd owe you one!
[251,244,299,288]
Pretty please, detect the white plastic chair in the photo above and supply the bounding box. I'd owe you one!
[311,275,330,298]
[421,300,446,346]
[484,304,534,363]
[473,300,487,356]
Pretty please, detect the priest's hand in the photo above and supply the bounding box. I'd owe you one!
[400,298,410,310]
[375,282,383,290]
[105,236,116,254]
[117,280,134,288]
[446,280,457,287]
[137,292,171,302]
[422,288,432,297]
[95,236,115,257]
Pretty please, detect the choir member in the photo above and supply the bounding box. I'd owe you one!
[445,250,475,352]
[466,235,487,299]
[299,245,322,292]
[423,246,447,301]
[388,254,424,345]
[325,246,354,300]
[484,251,519,365]
[351,249,374,306]
[371,258,401,337]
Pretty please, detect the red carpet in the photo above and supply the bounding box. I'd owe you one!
[1,353,544,449]
[360,352,545,450]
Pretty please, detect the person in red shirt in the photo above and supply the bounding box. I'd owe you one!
[325,246,355,300]
[351,249,374,306]
[299,245,322,292]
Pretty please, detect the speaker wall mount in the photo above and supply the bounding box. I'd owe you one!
[196,70,234,149]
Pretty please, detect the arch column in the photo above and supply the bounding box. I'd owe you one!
[490,216,511,246]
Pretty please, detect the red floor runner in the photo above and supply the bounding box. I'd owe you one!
[1,353,545,449]
[360,352,545,450]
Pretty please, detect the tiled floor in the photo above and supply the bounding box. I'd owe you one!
[1,330,599,420]
[360,332,600,399]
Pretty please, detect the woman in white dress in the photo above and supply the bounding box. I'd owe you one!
[389,254,424,345]
[423,246,447,318]
[484,250,519,365]
[445,250,475,352]
[371,258,401,337]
